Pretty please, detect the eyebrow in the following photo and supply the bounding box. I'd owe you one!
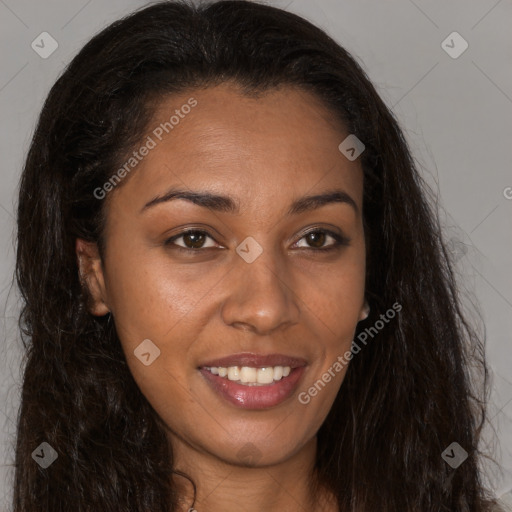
[140,187,358,215]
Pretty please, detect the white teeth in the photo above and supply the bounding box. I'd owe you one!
[206,365,292,385]
[227,366,240,381]
[256,367,274,384]
[273,366,283,381]
[240,366,257,383]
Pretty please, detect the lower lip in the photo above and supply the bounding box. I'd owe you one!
[199,367,306,410]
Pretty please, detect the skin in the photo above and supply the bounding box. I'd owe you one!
[77,82,367,512]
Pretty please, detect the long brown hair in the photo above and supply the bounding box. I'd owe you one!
[14,1,498,510]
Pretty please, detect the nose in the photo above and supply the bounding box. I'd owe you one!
[220,248,300,336]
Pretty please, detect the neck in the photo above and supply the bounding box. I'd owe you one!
[170,435,337,512]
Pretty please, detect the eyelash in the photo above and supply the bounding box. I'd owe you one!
[164,228,350,253]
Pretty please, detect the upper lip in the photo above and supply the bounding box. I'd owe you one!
[199,352,308,369]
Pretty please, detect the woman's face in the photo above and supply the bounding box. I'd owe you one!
[80,83,366,468]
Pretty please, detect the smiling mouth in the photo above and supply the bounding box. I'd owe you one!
[203,365,292,385]
[198,353,307,409]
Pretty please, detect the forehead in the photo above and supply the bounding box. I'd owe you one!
[110,82,363,213]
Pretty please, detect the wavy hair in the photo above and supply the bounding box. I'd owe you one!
[14,0,498,510]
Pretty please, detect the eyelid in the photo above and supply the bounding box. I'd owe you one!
[164,227,223,250]
[163,225,350,251]
[292,227,350,249]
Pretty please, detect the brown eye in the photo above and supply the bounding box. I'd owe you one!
[294,229,350,251]
[304,231,326,248]
[166,230,218,250]
[182,231,206,248]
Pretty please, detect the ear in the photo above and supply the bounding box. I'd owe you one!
[76,238,110,316]
[359,300,370,321]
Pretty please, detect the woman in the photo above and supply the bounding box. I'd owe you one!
[13,0,504,510]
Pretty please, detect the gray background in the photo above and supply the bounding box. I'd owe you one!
[0,0,511,508]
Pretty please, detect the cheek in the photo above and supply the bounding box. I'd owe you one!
[295,249,365,405]
[103,246,226,344]
[103,253,224,433]
[297,255,365,343]
[101,246,228,417]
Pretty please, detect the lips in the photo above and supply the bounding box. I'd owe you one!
[198,353,308,410]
